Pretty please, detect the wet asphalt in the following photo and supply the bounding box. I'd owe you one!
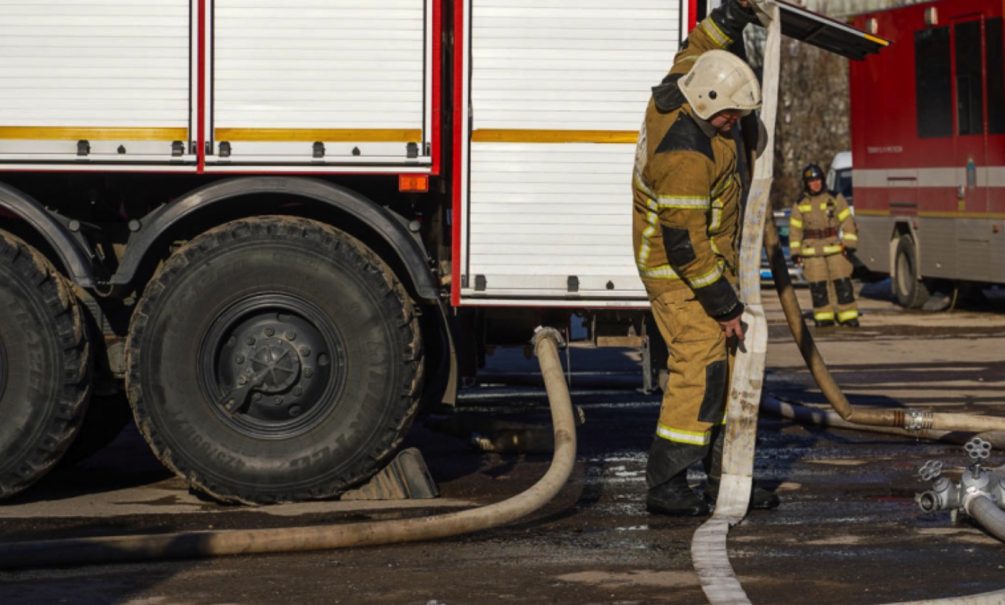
[0,282,1003,605]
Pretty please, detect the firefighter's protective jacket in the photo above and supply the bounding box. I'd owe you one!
[789,192,857,257]
[631,4,753,322]
[632,101,744,321]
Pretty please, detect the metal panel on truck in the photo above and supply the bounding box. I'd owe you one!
[0,0,194,167]
[210,0,433,169]
[459,0,686,305]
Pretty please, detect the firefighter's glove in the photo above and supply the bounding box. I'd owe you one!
[738,0,774,27]
[713,0,761,39]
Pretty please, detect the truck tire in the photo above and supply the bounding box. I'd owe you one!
[893,234,930,309]
[0,232,91,498]
[126,216,424,503]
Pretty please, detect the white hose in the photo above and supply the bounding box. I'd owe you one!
[690,4,782,604]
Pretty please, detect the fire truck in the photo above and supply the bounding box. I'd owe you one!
[0,0,877,503]
[850,0,1005,308]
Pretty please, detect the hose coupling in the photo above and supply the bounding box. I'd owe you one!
[962,485,995,515]
[916,476,960,512]
[531,326,566,351]
[903,409,934,431]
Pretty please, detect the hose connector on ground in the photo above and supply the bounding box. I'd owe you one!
[916,437,1005,519]
[917,477,961,513]
[904,409,935,431]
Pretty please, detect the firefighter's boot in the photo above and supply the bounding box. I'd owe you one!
[833,277,860,327]
[648,475,709,517]
[808,280,835,327]
[646,438,709,517]
[703,428,780,510]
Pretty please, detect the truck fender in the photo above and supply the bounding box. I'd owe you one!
[0,182,96,287]
[112,176,439,302]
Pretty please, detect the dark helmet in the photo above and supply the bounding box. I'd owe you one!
[802,163,825,183]
[802,163,825,192]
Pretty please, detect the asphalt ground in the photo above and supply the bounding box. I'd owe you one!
[0,281,1003,605]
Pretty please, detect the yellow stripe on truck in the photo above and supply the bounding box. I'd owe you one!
[215,128,423,142]
[0,126,187,141]
[472,129,638,144]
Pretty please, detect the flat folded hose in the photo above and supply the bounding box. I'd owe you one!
[691,6,782,604]
[0,327,576,569]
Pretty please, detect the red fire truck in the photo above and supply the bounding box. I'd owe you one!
[850,0,1005,308]
[0,0,877,503]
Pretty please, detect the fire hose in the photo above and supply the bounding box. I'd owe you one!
[0,327,576,569]
[763,217,1005,435]
[691,3,1005,604]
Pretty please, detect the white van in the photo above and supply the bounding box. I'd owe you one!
[826,151,853,206]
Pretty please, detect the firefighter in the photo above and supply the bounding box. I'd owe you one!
[789,163,860,327]
[632,45,779,517]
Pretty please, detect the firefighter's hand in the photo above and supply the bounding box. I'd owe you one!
[740,0,773,26]
[718,316,746,341]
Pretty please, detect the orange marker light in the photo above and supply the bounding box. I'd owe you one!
[399,174,429,193]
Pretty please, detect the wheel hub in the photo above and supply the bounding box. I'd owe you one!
[202,295,346,436]
[242,337,301,394]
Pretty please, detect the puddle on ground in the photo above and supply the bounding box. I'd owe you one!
[805,459,869,466]
[556,569,699,589]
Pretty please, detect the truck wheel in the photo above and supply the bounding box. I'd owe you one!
[126,217,423,503]
[893,235,930,309]
[0,232,91,498]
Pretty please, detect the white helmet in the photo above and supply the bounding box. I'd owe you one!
[679,50,761,120]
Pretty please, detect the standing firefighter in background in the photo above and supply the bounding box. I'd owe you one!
[632,0,778,517]
[789,164,860,327]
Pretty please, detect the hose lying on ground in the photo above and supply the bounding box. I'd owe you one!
[966,494,1005,544]
[761,396,1005,449]
[763,217,1005,434]
[0,327,576,570]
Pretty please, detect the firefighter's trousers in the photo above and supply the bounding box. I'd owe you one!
[803,253,858,324]
[645,291,735,490]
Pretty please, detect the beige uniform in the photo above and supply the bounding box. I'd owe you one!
[632,0,759,500]
[789,191,859,324]
[632,0,750,454]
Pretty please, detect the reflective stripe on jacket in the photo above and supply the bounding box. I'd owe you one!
[632,100,742,319]
[789,191,857,257]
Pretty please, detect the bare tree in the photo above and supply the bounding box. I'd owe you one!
[744,21,849,209]
[774,39,850,209]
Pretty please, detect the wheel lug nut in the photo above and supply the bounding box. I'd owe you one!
[235,355,245,364]
[293,386,303,396]
[300,346,311,358]
[252,393,262,401]
[289,406,302,417]
[246,337,255,346]
[286,331,296,341]
[304,368,313,378]
[265,327,275,337]
[238,376,248,385]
